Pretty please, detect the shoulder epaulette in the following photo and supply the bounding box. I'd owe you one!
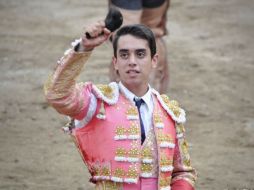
[161,94,181,117]
[152,89,186,124]
[92,82,119,105]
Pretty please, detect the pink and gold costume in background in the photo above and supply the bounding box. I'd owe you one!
[44,43,197,190]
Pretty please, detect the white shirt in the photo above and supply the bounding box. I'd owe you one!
[119,82,154,135]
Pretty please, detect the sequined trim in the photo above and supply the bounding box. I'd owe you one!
[141,163,154,178]
[124,178,138,183]
[114,135,128,140]
[111,176,124,183]
[161,165,174,172]
[95,181,122,190]
[140,172,153,178]
[157,131,175,149]
[152,89,186,123]
[160,142,175,148]
[176,123,185,139]
[159,176,172,190]
[92,82,119,105]
[75,93,97,128]
[160,186,171,190]
[141,147,153,164]
[181,140,191,167]
[127,135,139,140]
[126,107,139,120]
[114,147,140,163]
[110,166,139,184]
[155,123,165,128]
[45,50,91,100]
[114,124,140,141]
[115,148,127,162]
[171,176,196,187]
[160,154,173,172]
[154,114,165,128]
[142,158,153,164]
[111,168,125,183]
[124,165,139,183]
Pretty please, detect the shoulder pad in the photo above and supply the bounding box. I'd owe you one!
[160,94,181,117]
[92,82,119,105]
[152,90,186,124]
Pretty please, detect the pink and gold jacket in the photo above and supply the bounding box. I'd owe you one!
[44,45,197,190]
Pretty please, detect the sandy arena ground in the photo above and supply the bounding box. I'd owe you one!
[0,0,254,189]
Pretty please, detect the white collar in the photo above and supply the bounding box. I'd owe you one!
[118,82,153,108]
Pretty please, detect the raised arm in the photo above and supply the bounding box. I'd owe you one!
[44,21,111,118]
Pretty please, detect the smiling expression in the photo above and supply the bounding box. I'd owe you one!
[113,34,158,93]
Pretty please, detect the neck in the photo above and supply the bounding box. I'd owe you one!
[122,82,149,97]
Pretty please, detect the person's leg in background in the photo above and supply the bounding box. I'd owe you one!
[141,0,170,93]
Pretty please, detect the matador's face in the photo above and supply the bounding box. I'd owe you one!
[113,34,158,90]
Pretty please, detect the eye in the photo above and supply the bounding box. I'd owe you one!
[136,51,146,58]
[119,52,129,59]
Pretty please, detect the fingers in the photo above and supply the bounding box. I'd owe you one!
[80,21,112,50]
[85,21,105,39]
[103,28,111,35]
[81,27,111,51]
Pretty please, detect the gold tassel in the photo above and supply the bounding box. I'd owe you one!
[96,101,106,119]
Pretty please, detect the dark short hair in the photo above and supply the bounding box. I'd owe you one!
[112,24,156,58]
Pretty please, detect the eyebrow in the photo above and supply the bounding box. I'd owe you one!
[135,49,146,52]
[118,49,146,53]
[119,49,129,53]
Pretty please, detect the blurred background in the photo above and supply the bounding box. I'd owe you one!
[0,0,254,189]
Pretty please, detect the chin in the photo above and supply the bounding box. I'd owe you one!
[125,79,142,87]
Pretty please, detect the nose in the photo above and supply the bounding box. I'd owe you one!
[128,53,137,66]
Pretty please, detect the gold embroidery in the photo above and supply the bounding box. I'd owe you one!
[161,95,181,117]
[97,101,106,119]
[176,123,185,134]
[113,168,125,178]
[126,107,138,115]
[157,130,173,143]
[115,148,126,157]
[161,94,170,104]
[159,176,171,187]
[127,123,139,135]
[181,140,191,167]
[128,148,140,158]
[130,140,139,148]
[160,154,173,167]
[170,100,179,107]
[96,84,113,98]
[101,166,111,176]
[157,130,164,142]
[104,181,121,190]
[168,103,181,117]
[115,126,126,136]
[154,114,163,123]
[126,165,139,178]
[92,165,100,176]
[142,147,152,159]
[141,163,153,173]
[165,134,173,142]
[44,74,53,95]
[45,53,88,99]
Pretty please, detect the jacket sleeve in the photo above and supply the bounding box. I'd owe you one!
[44,45,94,120]
[171,123,197,190]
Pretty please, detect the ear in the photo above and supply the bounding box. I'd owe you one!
[112,56,118,70]
[151,53,158,68]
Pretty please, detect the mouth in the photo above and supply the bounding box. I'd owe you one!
[126,70,140,74]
